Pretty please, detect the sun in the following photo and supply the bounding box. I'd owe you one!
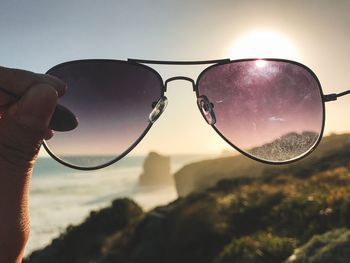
[228,30,299,60]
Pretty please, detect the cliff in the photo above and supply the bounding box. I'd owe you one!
[174,133,350,196]
[24,199,143,263]
[139,152,172,185]
[25,133,350,263]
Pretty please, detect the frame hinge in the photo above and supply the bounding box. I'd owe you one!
[323,93,338,102]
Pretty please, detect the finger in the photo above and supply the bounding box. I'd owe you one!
[0,92,16,107]
[7,83,58,133]
[0,93,16,117]
[0,66,66,98]
[39,73,67,97]
[0,83,58,172]
[44,129,54,140]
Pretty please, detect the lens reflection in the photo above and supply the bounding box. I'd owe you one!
[45,60,163,168]
[197,59,324,162]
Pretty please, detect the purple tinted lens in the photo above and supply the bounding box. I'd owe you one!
[45,60,163,168]
[197,60,324,162]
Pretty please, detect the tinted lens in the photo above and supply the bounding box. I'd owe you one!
[197,59,324,163]
[44,60,163,169]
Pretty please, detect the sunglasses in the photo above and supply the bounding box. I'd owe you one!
[5,58,349,170]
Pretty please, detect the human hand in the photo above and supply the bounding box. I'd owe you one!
[0,66,66,263]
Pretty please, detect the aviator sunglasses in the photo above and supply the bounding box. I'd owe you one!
[2,58,349,170]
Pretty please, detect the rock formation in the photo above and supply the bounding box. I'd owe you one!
[139,152,172,185]
[25,134,350,263]
[174,133,350,196]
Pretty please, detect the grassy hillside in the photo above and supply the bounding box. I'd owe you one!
[25,133,350,263]
[24,199,143,263]
[174,133,350,196]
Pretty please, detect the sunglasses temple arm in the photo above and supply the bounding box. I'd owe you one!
[323,89,350,102]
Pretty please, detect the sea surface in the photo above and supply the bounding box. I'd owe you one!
[26,154,214,256]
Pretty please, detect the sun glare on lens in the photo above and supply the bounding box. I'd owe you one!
[255,59,267,68]
[228,30,299,60]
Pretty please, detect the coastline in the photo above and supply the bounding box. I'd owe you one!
[25,153,212,256]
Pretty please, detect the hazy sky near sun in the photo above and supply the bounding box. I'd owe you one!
[1,0,350,155]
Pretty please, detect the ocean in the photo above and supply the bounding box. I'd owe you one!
[25,154,213,256]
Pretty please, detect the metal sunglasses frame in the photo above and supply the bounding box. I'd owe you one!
[40,58,350,170]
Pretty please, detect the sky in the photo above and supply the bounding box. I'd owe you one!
[1,0,350,156]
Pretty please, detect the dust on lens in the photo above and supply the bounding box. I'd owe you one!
[197,60,323,162]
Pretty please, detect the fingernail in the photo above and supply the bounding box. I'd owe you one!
[46,74,67,92]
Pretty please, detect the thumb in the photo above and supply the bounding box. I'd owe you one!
[0,83,58,174]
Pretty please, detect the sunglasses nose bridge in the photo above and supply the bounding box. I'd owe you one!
[164,76,196,92]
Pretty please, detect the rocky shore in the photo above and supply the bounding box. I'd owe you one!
[25,134,350,263]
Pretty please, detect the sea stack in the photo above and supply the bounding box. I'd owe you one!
[139,152,172,185]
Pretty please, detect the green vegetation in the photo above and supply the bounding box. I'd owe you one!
[25,134,350,263]
[24,199,143,263]
[174,133,350,196]
[214,233,296,263]
[286,229,350,263]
